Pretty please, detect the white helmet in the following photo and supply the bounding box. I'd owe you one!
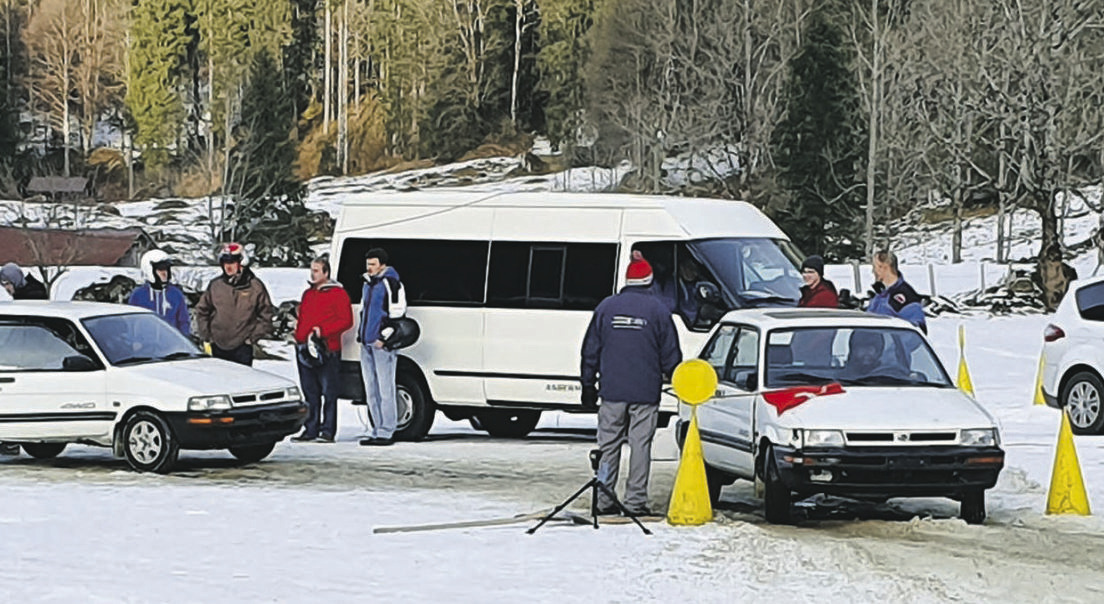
[140,249,172,285]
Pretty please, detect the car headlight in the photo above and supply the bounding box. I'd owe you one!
[188,395,233,411]
[802,429,845,447]
[961,428,999,447]
[285,387,302,400]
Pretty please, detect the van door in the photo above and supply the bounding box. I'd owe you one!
[696,323,759,478]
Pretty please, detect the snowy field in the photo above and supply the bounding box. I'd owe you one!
[3,314,1104,603]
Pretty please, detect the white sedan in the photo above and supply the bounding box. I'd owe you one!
[679,308,1004,524]
[0,301,306,472]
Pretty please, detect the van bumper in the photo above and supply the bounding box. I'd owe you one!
[165,401,308,449]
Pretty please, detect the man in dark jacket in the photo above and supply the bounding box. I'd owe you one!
[1,262,48,300]
[798,255,839,308]
[291,256,353,443]
[581,251,682,515]
[867,249,927,333]
[194,242,274,366]
[358,247,406,446]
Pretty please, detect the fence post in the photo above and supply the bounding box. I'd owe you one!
[979,262,986,291]
[851,260,862,294]
[928,263,937,298]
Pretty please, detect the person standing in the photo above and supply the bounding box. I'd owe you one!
[797,255,839,308]
[581,251,682,515]
[194,242,274,366]
[358,248,406,447]
[127,250,191,335]
[1,262,48,300]
[291,257,353,443]
[867,249,927,333]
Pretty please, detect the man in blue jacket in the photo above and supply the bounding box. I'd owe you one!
[358,248,406,446]
[581,251,682,515]
[867,250,927,334]
[128,250,191,335]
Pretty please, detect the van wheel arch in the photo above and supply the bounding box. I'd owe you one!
[395,356,435,442]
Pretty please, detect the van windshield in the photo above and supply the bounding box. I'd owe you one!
[691,238,803,307]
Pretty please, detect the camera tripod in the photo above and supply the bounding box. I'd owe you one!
[526,449,652,535]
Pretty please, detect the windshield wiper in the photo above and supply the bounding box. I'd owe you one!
[162,351,201,360]
[838,375,916,386]
[112,356,154,366]
[771,371,835,385]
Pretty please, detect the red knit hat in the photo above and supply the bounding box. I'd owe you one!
[625,250,653,286]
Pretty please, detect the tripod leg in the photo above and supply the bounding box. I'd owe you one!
[594,481,653,535]
[526,479,596,535]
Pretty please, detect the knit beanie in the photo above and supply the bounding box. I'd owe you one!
[800,255,825,278]
[625,250,653,286]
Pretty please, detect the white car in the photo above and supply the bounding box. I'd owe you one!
[679,308,1004,524]
[1041,274,1104,433]
[0,301,306,472]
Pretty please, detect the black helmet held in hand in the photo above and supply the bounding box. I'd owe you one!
[381,317,420,351]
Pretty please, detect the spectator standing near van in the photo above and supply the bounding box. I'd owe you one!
[195,242,274,366]
[291,257,353,443]
[358,247,406,447]
[797,255,839,308]
[581,251,682,515]
[127,250,191,335]
[1,262,48,300]
[867,249,927,333]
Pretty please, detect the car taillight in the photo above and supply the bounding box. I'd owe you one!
[1044,324,1065,342]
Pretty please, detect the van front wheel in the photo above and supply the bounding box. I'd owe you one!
[394,370,434,442]
[475,410,541,438]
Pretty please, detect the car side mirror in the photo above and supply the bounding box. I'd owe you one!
[695,282,722,305]
[743,373,758,391]
[63,354,98,372]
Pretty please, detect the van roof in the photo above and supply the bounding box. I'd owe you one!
[335,190,789,240]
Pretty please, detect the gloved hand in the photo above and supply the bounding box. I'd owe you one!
[581,385,599,410]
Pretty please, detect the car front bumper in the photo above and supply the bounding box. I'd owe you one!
[771,444,1004,500]
[166,401,308,449]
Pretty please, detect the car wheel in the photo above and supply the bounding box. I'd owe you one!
[228,442,276,464]
[960,490,986,525]
[123,411,179,473]
[474,410,541,438]
[704,464,734,506]
[1061,371,1104,434]
[394,370,434,442]
[762,446,793,524]
[21,443,66,459]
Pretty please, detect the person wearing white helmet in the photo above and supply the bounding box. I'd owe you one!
[194,242,274,366]
[127,250,191,335]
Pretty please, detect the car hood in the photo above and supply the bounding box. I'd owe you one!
[768,386,998,430]
[109,357,295,398]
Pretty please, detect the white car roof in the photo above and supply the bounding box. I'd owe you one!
[717,307,917,331]
[0,301,150,320]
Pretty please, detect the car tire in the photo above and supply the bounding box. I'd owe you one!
[960,490,986,525]
[21,443,66,459]
[1060,371,1104,434]
[228,442,276,464]
[474,410,541,438]
[394,370,434,442]
[704,464,735,506]
[762,446,793,524]
[122,411,179,473]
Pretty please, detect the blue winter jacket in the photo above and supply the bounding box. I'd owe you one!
[867,277,927,334]
[581,286,682,404]
[359,267,403,345]
[128,283,191,336]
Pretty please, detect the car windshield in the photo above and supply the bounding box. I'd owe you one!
[764,326,953,388]
[82,313,202,366]
[690,238,803,307]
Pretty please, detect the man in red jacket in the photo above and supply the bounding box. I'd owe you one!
[291,257,353,443]
[797,255,839,308]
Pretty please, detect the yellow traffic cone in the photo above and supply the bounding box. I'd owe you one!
[957,324,975,397]
[1033,353,1047,406]
[1046,410,1091,516]
[667,408,713,525]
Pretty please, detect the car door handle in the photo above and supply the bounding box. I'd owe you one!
[0,377,13,383]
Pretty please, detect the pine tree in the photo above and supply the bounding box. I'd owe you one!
[771,2,865,261]
[536,0,598,149]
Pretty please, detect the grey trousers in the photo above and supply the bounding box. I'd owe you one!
[360,345,398,439]
[595,401,659,511]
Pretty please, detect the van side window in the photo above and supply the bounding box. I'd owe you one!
[337,238,489,305]
[488,242,616,310]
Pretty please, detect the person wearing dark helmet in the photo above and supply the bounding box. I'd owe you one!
[291,256,353,443]
[194,242,274,366]
[581,250,682,516]
[127,250,191,335]
[797,255,839,308]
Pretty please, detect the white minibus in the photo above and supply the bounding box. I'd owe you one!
[331,190,804,440]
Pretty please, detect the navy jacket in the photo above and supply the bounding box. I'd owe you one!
[359,267,405,345]
[581,286,682,404]
[867,277,927,333]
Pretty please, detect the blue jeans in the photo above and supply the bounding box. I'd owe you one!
[360,346,397,439]
[297,350,341,438]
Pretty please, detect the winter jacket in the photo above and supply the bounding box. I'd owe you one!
[867,276,927,333]
[799,279,839,308]
[359,267,406,345]
[295,280,353,352]
[1,263,48,300]
[581,286,682,405]
[194,267,274,349]
[128,283,191,335]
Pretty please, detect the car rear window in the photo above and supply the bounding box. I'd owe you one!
[1075,282,1104,321]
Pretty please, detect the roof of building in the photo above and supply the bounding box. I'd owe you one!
[0,226,147,267]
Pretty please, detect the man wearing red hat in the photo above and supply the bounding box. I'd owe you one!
[581,250,682,516]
